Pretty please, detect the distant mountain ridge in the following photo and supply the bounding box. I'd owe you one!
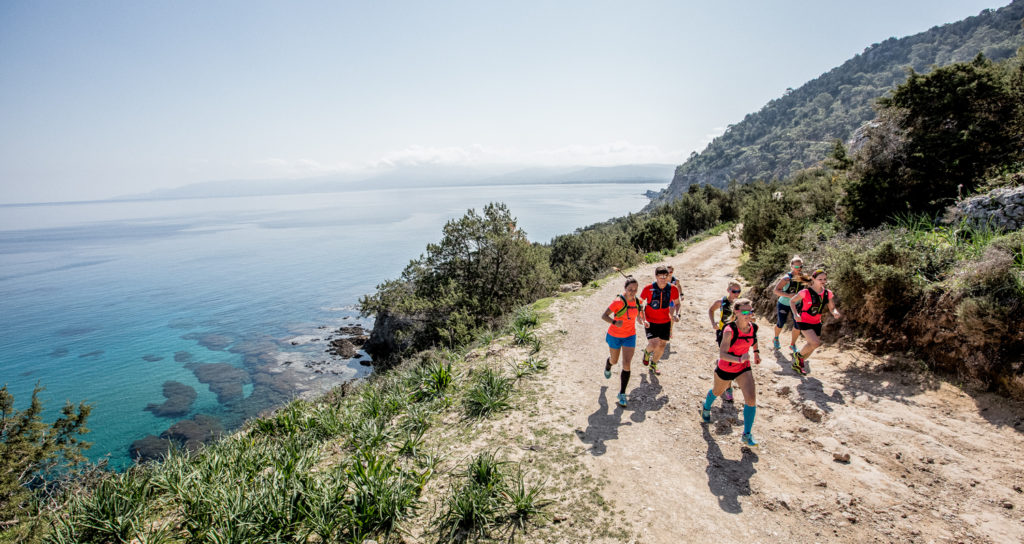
[127,163,676,201]
[652,0,1024,206]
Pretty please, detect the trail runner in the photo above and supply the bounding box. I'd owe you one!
[601,277,640,407]
[701,298,762,447]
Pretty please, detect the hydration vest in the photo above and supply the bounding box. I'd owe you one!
[797,288,831,316]
[717,296,734,329]
[725,321,758,356]
[781,272,802,295]
[612,295,637,319]
[647,282,673,310]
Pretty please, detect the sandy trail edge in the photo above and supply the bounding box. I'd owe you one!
[535,232,1024,543]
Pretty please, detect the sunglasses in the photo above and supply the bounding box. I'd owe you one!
[730,289,741,293]
[739,310,753,315]
[793,264,802,268]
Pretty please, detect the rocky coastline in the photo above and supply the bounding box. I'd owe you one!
[129,321,373,462]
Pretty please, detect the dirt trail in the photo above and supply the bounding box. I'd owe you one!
[537,232,1024,543]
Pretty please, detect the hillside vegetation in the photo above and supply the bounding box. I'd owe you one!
[653,0,1024,204]
[4,10,1024,544]
[363,47,1024,398]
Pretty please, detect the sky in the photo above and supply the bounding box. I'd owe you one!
[0,0,1010,204]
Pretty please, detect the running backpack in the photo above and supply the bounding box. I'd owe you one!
[612,295,636,319]
[717,296,734,328]
[647,282,673,310]
[781,272,802,295]
[726,321,758,354]
[796,289,831,316]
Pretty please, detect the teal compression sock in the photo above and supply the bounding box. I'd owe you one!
[743,404,756,435]
[703,390,717,411]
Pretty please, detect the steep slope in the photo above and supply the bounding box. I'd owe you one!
[653,0,1024,205]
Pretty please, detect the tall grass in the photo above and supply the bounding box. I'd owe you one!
[893,213,1003,261]
[46,470,157,544]
[464,368,513,418]
[433,453,550,542]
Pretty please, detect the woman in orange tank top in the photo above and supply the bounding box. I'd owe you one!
[601,277,639,407]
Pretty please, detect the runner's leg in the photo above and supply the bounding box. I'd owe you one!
[798,327,821,358]
[735,371,757,437]
[620,346,634,372]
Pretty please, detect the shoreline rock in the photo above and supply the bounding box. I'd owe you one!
[130,414,224,462]
[185,362,251,404]
[144,381,197,418]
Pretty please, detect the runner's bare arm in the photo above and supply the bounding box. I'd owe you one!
[828,296,841,319]
[601,306,622,327]
[708,299,721,329]
[773,275,790,299]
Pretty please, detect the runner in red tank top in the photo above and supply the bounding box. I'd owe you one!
[788,268,841,375]
[638,265,680,376]
[700,298,762,448]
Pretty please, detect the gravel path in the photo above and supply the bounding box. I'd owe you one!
[535,231,1024,543]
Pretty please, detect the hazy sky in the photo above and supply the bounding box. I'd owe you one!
[0,1,1008,203]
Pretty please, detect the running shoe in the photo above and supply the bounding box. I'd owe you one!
[793,351,809,375]
[650,362,660,375]
[790,344,798,355]
[773,336,781,350]
[617,393,628,407]
[604,357,612,379]
[700,407,711,424]
[722,387,734,402]
[642,350,651,366]
[741,433,759,447]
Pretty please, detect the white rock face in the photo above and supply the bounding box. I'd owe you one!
[953,185,1024,231]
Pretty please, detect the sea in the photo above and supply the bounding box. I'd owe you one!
[0,181,662,468]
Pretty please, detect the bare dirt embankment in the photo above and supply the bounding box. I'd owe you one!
[526,232,1024,543]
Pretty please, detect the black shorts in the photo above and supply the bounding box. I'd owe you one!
[645,321,671,341]
[795,321,822,336]
[715,365,752,381]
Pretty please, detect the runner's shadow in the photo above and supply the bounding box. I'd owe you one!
[629,372,669,424]
[702,424,758,514]
[575,386,629,456]
[770,351,798,377]
[797,376,846,413]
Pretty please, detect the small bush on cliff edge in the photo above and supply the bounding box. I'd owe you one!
[360,203,556,361]
[1,385,91,527]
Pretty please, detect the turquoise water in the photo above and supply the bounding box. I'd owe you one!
[0,182,662,468]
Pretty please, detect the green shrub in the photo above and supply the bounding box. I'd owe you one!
[510,324,540,352]
[549,227,640,284]
[1,385,91,525]
[660,189,721,239]
[629,214,678,252]
[738,185,804,256]
[360,203,557,359]
[843,52,1024,228]
[511,306,540,329]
